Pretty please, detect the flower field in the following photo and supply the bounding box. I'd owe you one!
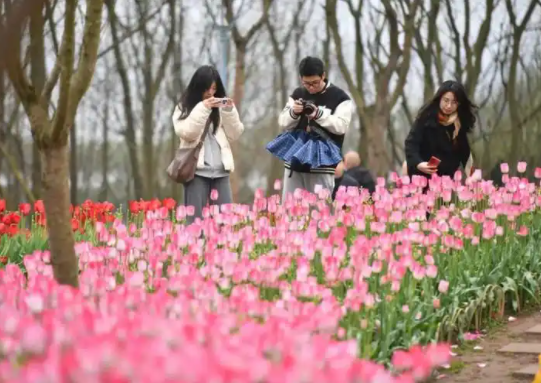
[2,166,541,382]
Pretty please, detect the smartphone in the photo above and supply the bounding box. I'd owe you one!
[214,98,228,105]
[428,156,441,167]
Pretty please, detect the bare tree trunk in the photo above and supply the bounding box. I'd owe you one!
[4,0,105,287]
[105,0,144,199]
[99,85,110,201]
[170,1,184,201]
[30,2,46,199]
[357,115,368,162]
[229,45,246,199]
[223,0,273,201]
[506,0,539,165]
[70,122,77,204]
[266,58,286,195]
[264,0,308,195]
[326,0,420,176]
[41,144,78,285]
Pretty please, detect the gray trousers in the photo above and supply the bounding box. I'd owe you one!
[282,169,334,199]
[183,175,232,223]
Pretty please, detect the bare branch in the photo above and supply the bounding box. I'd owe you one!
[2,1,42,115]
[223,0,273,47]
[62,0,105,132]
[50,0,76,140]
[151,0,176,100]
[97,0,167,58]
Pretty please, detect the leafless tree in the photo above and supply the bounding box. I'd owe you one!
[2,0,105,287]
[326,0,421,176]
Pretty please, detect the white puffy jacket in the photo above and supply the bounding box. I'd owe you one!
[172,102,244,172]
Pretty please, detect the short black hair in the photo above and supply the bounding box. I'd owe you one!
[298,56,325,77]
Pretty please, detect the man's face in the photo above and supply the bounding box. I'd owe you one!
[301,73,326,94]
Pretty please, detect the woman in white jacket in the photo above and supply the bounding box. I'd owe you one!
[172,65,244,223]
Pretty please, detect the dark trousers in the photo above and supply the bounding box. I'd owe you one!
[183,175,232,224]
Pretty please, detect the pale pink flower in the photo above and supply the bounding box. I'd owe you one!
[438,280,449,294]
[517,161,527,173]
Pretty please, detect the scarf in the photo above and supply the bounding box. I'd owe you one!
[437,111,474,176]
[437,112,461,141]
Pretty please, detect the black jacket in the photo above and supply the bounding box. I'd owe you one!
[336,166,376,194]
[405,116,471,178]
[332,176,343,200]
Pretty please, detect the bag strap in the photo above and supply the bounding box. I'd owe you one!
[310,123,333,142]
[196,116,213,148]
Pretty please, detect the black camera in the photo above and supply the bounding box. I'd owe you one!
[299,99,317,116]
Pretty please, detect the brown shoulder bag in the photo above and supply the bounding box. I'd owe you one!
[166,116,212,184]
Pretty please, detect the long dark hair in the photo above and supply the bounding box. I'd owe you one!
[178,65,226,133]
[415,80,478,133]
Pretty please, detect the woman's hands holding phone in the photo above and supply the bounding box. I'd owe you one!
[203,97,233,109]
[417,162,438,175]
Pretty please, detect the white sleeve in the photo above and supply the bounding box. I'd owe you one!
[313,100,353,135]
[172,102,212,142]
[278,97,301,130]
[220,106,244,142]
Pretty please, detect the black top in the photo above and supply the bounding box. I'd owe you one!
[290,83,350,149]
[341,166,376,193]
[405,116,471,178]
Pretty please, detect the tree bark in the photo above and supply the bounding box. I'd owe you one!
[229,45,247,199]
[105,0,144,199]
[41,144,78,286]
[170,0,184,201]
[29,2,46,199]
[506,0,539,165]
[222,0,273,201]
[100,86,110,201]
[70,122,77,204]
[264,0,307,195]
[3,0,105,288]
[327,0,420,176]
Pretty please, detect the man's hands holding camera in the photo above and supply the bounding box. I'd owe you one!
[292,99,318,119]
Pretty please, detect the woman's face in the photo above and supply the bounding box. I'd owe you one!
[439,91,458,115]
[203,82,217,100]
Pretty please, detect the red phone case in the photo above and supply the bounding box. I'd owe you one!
[428,157,441,167]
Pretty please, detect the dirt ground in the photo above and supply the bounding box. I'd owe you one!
[441,310,541,383]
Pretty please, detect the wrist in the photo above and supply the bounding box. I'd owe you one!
[289,109,300,119]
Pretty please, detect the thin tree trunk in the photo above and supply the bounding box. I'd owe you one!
[0,141,35,203]
[32,144,41,197]
[105,0,144,199]
[70,122,77,204]
[229,45,247,200]
[30,3,46,200]
[266,59,286,195]
[40,144,78,286]
[4,0,105,287]
[100,93,109,201]
[357,115,368,162]
[142,100,154,198]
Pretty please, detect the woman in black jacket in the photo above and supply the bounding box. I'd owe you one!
[405,81,477,180]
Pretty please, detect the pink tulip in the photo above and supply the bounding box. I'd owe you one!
[3,170,540,382]
[517,161,527,173]
[438,280,449,294]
